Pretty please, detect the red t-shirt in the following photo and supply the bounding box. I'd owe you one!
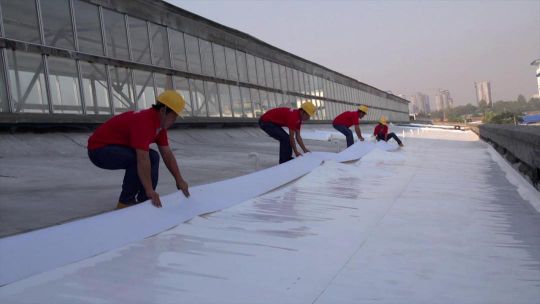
[333,111,360,127]
[374,124,388,137]
[88,109,168,151]
[260,107,302,131]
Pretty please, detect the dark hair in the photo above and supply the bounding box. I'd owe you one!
[152,102,173,114]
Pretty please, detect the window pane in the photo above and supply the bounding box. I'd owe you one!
[329,101,336,118]
[47,56,81,113]
[299,72,305,94]
[224,47,238,81]
[230,85,242,117]
[255,57,265,86]
[306,74,312,95]
[133,70,155,110]
[213,44,227,79]
[149,23,170,67]
[154,73,172,95]
[199,39,214,76]
[80,61,109,114]
[246,54,257,84]
[0,51,8,112]
[309,75,315,96]
[103,9,129,60]
[313,77,319,97]
[236,51,248,83]
[268,91,277,108]
[323,79,329,98]
[240,87,253,118]
[204,81,219,117]
[41,0,74,50]
[292,69,299,92]
[319,100,326,120]
[275,93,285,107]
[6,50,48,113]
[109,66,133,113]
[173,76,192,117]
[259,90,269,111]
[169,29,187,71]
[184,34,201,74]
[189,79,206,117]
[285,67,293,92]
[74,0,103,55]
[250,88,262,117]
[263,60,273,88]
[1,0,40,44]
[287,95,296,108]
[128,17,150,64]
[279,65,292,91]
[218,83,232,117]
[318,100,325,120]
[272,63,280,90]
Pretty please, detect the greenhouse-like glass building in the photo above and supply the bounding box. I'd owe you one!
[0,0,409,125]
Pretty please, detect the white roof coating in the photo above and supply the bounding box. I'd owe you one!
[1,128,540,303]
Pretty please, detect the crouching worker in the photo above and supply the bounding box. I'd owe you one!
[374,116,404,147]
[87,90,190,209]
[258,102,316,164]
[332,105,368,147]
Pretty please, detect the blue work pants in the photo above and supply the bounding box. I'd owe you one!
[88,145,159,204]
[259,119,293,164]
[333,124,354,147]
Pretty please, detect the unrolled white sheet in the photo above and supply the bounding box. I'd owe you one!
[0,140,398,286]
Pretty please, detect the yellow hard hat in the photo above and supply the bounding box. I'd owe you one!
[358,105,368,113]
[379,116,388,125]
[156,90,185,115]
[300,102,317,117]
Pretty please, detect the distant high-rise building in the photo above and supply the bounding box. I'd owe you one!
[435,89,453,111]
[405,93,430,114]
[474,81,493,107]
[435,94,443,111]
[531,59,540,98]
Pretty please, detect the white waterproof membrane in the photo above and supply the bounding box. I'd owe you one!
[0,139,396,286]
[2,128,540,304]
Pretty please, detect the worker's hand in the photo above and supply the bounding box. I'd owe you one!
[146,190,162,208]
[294,151,303,157]
[303,149,311,153]
[359,137,365,141]
[177,180,190,198]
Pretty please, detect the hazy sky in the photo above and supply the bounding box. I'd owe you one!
[167,0,540,106]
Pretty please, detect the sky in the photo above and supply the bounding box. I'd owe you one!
[166,0,540,107]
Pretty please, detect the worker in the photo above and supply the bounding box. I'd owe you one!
[373,116,404,147]
[87,90,190,209]
[258,102,317,164]
[332,105,368,147]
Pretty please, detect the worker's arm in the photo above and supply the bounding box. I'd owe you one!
[158,145,190,198]
[289,131,302,157]
[295,129,310,153]
[136,149,162,207]
[354,124,364,141]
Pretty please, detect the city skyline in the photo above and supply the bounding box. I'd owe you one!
[168,0,539,107]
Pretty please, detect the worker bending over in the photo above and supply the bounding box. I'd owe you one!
[332,105,368,147]
[87,90,190,209]
[259,102,317,164]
